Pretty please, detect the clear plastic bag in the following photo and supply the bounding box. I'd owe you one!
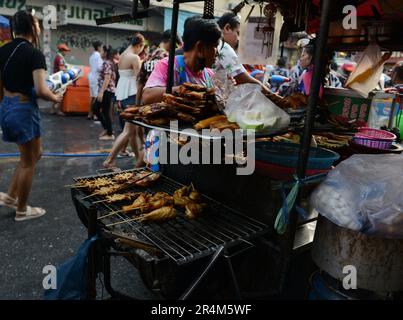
[311,154,403,238]
[224,83,290,131]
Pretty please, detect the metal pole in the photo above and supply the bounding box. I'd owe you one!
[166,0,180,94]
[278,0,333,295]
[388,95,397,129]
[296,0,332,179]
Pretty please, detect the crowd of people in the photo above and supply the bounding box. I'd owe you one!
[0,9,402,222]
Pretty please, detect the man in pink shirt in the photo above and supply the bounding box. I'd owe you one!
[142,17,222,104]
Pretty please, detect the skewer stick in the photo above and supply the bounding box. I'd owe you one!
[106,216,143,227]
[81,191,102,200]
[65,184,87,188]
[98,205,147,220]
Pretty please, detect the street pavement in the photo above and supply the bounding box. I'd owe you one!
[0,108,154,300]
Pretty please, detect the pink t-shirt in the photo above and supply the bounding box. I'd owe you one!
[300,66,323,98]
[145,57,214,89]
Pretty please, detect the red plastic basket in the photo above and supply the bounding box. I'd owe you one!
[353,128,396,150]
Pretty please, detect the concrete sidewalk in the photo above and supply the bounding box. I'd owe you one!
[0,112,153,300]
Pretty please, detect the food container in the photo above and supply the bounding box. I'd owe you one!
[353,128,396,150]
[255,142,340,180]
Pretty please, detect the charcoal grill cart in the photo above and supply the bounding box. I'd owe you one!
[72,169,271,299]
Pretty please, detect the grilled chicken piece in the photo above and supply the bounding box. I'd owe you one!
[122,193,151,213]
[141,103,173,118]
[210,121,240,131]
[103,192,139,203]
[189,190,202,202]
[140,193,174,213]
[173,186,192,208]
[113,172,134,183]
[97,185,121,196]
[139,206,177,223]
[163,94,203,115]
[176,112,197,123]
[125,106,142,114]
[183,91,206,100]
[182,82,208,92]
[185,203,207,219]
[143,118,171,126]
[194,115,227,130]
[135,172,161,187]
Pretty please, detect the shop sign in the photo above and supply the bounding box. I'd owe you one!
[0,0,146,31]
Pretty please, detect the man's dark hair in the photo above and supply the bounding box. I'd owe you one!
[182,16,222,52]
[162,29,183,46]
[92,41,103,51]
[277,57,287,68]
[217,12,240,30]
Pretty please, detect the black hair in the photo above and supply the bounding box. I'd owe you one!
[394,64,403,81]
[303,38,316,61]
[119,47,125,55]
[103,45,114,60]
[330,62,338,71]
[11,10,40,47]
[182,16,222,52]
[217,12,241,30]
[92,40,103,51]
[130,32,145,47]
[161,29,183,46]
[277,57,287,68]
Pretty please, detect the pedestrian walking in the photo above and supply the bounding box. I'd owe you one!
[0,10,63,221]
[93,46,119,141]
[103,33,145,168]
[88,40,103,120]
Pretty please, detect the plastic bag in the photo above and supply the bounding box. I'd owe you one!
[345,44,386,98]
[225,83,290,131]
[311,154,403,239]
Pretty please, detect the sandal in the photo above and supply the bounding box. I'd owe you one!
[0,192,17,210]
[15,206,46,222]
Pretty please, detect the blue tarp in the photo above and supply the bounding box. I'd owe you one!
[0,15,10,28]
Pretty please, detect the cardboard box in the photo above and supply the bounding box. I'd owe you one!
[324,87,372,122]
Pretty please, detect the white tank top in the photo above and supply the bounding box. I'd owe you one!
[115,69,137,102]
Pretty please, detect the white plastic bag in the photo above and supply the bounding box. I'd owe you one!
[225,84,290,131]
[345,44,385,98]
[311,154,403,238]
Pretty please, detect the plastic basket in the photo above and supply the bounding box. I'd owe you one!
[353,128,396,150]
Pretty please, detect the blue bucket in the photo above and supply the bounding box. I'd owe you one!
[255,142,340,170]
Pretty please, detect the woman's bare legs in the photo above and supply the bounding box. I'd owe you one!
[134,126,145,168]
[8,138,42,213]
[103,122,136,168]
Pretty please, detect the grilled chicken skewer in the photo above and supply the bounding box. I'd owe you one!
[106,206,177,227]
[92,192,141,204]
[98,192,173,220]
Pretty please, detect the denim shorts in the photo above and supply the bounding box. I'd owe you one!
[121,95,136,109]
[0,96,42,145]
[118,95,136,129]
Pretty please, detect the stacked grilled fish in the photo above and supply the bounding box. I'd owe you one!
[120,83,222,126]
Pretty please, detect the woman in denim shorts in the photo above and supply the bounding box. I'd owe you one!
[0,11,63,222]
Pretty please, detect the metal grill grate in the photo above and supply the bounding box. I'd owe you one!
[73,169,269,265]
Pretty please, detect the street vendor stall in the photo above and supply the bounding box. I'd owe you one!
[64,0,403,300]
